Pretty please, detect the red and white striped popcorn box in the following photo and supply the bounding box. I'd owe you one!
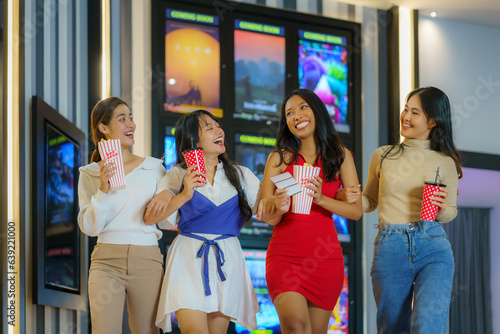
[292,165,321,214]
[98,139,126,190]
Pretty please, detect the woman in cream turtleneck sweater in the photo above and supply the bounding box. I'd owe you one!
[342,87,463,333]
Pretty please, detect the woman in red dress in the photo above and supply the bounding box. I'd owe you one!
[258,89,362,334]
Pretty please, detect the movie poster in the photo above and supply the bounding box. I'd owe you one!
[299,30,350,133]
[164,136,177,172]
[45,125,78,289]
[234,21,285,123]
[235,249,280,334]
[235,250,349,334]
[164,10,222,117]
[329,264,349,333]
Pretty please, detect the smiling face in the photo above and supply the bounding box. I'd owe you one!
[400,94,436,140]
[99,104,136,148]
[284,94,316,139]
[196,114,225,157]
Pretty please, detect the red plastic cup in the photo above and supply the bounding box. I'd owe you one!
[182,148,207,182]
[420,182,446,221]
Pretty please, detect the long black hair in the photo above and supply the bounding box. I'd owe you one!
[89,97,129,163]
[382,87,463,178]
[174,110,253,220]
[274,88,345,182]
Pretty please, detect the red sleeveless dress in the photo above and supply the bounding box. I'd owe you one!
[266,155,344,310]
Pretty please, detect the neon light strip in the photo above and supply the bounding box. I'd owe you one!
[300,30,345,45]
[167,9,219,25]
[7,0,20,332]
[235,20,284,36]
[7,0,14,223]
[399,6,413,143]
[101,0,106,99]
[101,0,111,99]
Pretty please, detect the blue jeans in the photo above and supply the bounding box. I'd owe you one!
[370,221,455,334]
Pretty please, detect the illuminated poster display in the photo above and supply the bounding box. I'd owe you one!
[333,213,350,242]
[298,30,350,133]
[234,20,286,123]
[234,133,276,238]
[164,9,222,117]
[45,124,79,290]
[329,260,349,333]
[234,133,276,181]
[235,249,280,333]
[164,126,177,173]
[235,250,349,334]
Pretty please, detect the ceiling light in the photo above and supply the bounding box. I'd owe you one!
[430,11,437,18]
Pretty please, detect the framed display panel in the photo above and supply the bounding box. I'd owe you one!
[159,123,182,247]
[298,29,350,133]
[32,96,87,310]
[233,19,286,123]
[236,249,279,333]
[152,0,362,157]
[235,248,351,334]
[163,125,177,172]
[233,132,276,182]
[233,132,276,246]
[164,8,223,117]
[152,3,363,331]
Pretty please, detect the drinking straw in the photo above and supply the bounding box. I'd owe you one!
[435,167,440,183]
[191,136,195,149]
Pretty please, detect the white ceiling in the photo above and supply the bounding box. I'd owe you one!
[339,0,500,29]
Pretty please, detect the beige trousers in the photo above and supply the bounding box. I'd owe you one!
[88,243,164,334]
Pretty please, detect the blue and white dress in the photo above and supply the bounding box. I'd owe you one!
[155,162,261,332]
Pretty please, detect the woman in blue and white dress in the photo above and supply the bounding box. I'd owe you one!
[144,110,261,334]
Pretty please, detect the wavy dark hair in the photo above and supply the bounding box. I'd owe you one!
[89,97,129,163]
[174,110,253,221]
[274,88,345,182]
[382,86,463,178]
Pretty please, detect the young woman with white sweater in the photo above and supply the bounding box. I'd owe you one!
[78,97,167,333]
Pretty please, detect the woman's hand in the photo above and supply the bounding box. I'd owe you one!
[180,164,207,201]
[434,186,449,218]
[144,189,175,225]
[335,184,361,204]
[274,188,291,215]
[257,188,290,221]
[145,195,169,220]
[99,160,116,194]
[305,176,324,204]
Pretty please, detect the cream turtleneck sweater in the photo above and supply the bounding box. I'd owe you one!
[362,139,459,224]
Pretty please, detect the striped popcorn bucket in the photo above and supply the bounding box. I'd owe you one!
[292,165,321,214]
[98,139,126,190]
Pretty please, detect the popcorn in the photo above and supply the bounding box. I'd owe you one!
[292,164,320,214]
[98,139,126,190]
